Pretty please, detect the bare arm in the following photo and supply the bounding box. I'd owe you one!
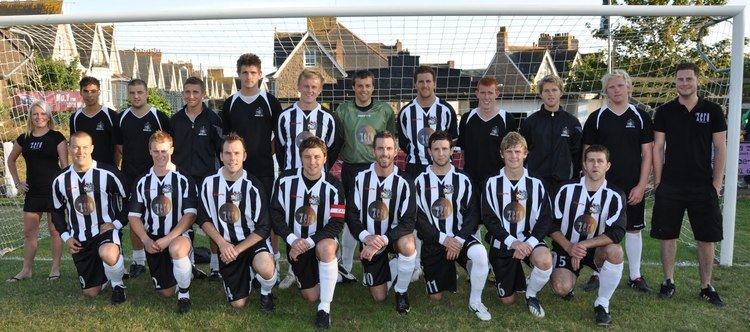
[628,142,653,205]
[7,142,23,189]
[652,131,665,187]
[57,141,69,168]
[114,145,123,168]
[712,130,727,193]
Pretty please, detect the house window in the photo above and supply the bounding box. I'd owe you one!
[304,48,318,67]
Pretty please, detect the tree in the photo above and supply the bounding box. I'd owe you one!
[31,55,82,91]
[121,88,173,118]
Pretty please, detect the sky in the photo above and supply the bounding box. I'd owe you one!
[54,0,748,76]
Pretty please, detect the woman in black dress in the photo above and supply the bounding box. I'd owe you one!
[6,100,68,282]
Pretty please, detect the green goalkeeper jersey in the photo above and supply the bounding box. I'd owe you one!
[335,100,396,164]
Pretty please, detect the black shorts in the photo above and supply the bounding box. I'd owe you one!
[145,233,191,290]
[421,236,481,295]
[360,242,398,287]
[650,182,723,242]
[219,240,271,302]
[23,194,52,213]
[72,229,121,290]
[488,243,548,298]
[552,246,598,277]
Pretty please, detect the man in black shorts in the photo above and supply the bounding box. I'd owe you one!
[414,131,490,321]
[271,137,345,329]
[51,132,129,304]
[582,70,654,292]
[346,131,416,313]
[549,145,626,326]
[651,62,727,306]
[127,131,198,314]
[483,132,552,318]
[197,133,277,311]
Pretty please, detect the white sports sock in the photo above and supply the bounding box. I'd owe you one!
[467,244,489,305]
[189,250,195,265]
[394,252,416,293]
[104,255,125,287]
[172,257,192,294]
[210,253,219,271]
[526,266,552,298]
[625,232,643,280]
[257,273,277,295]
[387,257,398,289]
[341,224,356,272]
[595,261,624,312]
[414,232,422,270]
[132,249,146,265]
[317,260,338,313]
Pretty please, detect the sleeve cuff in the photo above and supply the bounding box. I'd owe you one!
[128,212,141,217]
[381,235,389,246]
[61,232,71,243]
[358,231,370,243]
[183,208,197,215]
[305,237,316,248]
[525,237,540,248]
[438,232,448,245]
[455,236,466,245]
[503,235,518,248]
[112,220,124,230]
[286,234,298,246]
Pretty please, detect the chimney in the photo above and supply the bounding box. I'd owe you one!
[307,16,337,33]
[538,33,552,49]
[496,27,508,53]
[447,60,455,69]
[395,39,403,52]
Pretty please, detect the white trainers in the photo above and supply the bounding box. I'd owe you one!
[278,273,296,289]
[469,302,492,321]
[410,267,423,282]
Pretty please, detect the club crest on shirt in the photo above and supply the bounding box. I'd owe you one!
[198,126,208,136]
[307,121,317,131]
[83,182,95,193]
[443,184,454,196]
[573,214,598,236]
[503,202,525,224]
[73,195,96,215]
[430,197,453,219]
[254,107,264,117]
[96,121,105,131]
[294,206,316,226]
[152,195,172,217]
[161,184,172,194]
[219,202,241,223]
[143,122,152,132]
[367,201,388,222]
[515,189,528,201]
[380,188,392,200]
[588,203,601,214]
[490,126,500,137]
[308,195,320,206]
[230,191,242,203]
[625,119,636,128]
[356,125,376,145]
[427,116,437,126]
[560,126,570,137]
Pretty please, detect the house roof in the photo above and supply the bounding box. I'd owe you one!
[118,50,137,79]
[10,24,60,59]
[507,50,548,81]
[272,32,346,79]
[550,49,578,77]
[484,52,532,94]
[274,32,304,68]
[136,54,152,81]
[70,24,107,68]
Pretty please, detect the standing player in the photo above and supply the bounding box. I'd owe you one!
[549,145,626,326]
[271,137,345,329]
[651,62,726,306]
[519,74,582,196]
[414,131,491,321]
[170,76,222,280]
[336,70,396,283]
[197,133,277,311]
[51,132,129,304]
[346,131,416,313]
[483,132,552,318]
[582,70,654,292]
[127,131,197,314]
[117,78,171,278]
[70,76,121,166]
[458,76,517,207]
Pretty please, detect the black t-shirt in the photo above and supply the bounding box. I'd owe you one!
[582,105,654,187]
[457,108,518,186]
[69,107,120,165]
[653,98,727,185]
[16,130,65,196]
[116,107,171,185]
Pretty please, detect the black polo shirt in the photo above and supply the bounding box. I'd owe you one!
[457,107,517,189]
[519,106,582,182]
[69,106,120,166]
[582,104,653,187]
[653,98,726,186]
[170,105,223,181]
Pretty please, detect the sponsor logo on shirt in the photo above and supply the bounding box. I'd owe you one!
[96,121,105,131]
[29,141,43,150]
[695,112,710,124]
[560,126,570,137]
[625,119,636,128]
[490,126,500,137]
[143,122,153,132]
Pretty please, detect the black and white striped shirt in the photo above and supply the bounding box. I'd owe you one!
[552,178,626,246]
[275,102,337,171]
[414,165,477,244]
[482,168,551,250]
[398,97,458,165]
[198,169,269,244]
[51,161,128,243]
[346,164,415,244]
[128,167,197,237]
[271,170,345,247]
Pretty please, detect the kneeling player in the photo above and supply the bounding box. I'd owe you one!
[128,131,197,314]
[414,131,491,321]
[483,132,553,318]
[271,137,345,329]
[346,131,417,313]
[51,132,128,304]
[198,133,277,311]
[549,145,626,326]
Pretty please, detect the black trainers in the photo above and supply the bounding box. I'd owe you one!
[395,291,410,314]
[177,298,192,314]
[659,279,676,299]
[260,293,276,313]
[594,305,612,326]
[129,263,146,278]
[627,277,653,293]
[699,285,724,307]
[315,310,331,329]
[582,275,599,292]
[209,269,221,282]
[111,285,126,305]
[525,296,545,318]
[337,265,356,284]
[562,290,575,302]
[192,265,207,280]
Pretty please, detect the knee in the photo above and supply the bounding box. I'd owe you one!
[254,254,275,278]
[82,287,100,298]
[500,294,516,305]
[372,293,387,302]
[534,253,553,271]
[316,240,337,262]
[159,288,174,298]
[605,244,624,263]
[429,293,443,301]
[551,279,572,296]
[169,238,190,258]
[229,299,247,308]
[302,292,319,303]
[398,235,416,255]
[99,244,120,265]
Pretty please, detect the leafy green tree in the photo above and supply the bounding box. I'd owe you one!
[31,55,82,91]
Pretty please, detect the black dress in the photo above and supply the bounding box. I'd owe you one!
[16,130,65,212]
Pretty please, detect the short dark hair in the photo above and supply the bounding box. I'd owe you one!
[236,53,262,74]
[70,131,92,143]
[353,70,374,85]
[183,76,205,92]
[427,130,453,149]
[372,130,396,149]
[675,62,700,77]
[127,78,147,89]
[223,132,246,152]
[413,65,435,82]
[299,136,328,157]
[79,76,100,90]
[584,144,610,162]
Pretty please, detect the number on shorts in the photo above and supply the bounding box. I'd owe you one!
[426,279,438,293]
[363,273,374,286]
[152,277,161,289]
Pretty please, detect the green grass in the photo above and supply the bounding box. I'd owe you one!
[1,199,749,330]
